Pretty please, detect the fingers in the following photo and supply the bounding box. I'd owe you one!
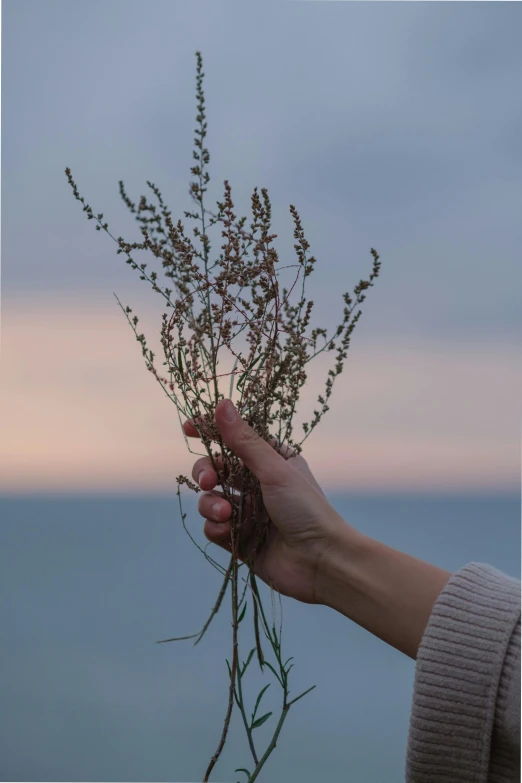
[198,490,233,552]
[201,501,255,560]
[191,455,246,493]
[203,519,232,551]
[267,436,296,460]
[185,415,295,460]
[186,419,223,490]
[191,456,222,491]
[183,419,204,438]
[197,490,232,523]
[185,412,298,491]
[215,400,292,487]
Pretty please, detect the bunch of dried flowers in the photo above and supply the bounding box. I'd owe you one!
[65,50,381,782]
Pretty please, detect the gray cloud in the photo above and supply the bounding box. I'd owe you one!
[3,0,520,343]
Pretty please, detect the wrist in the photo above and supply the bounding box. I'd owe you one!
[315,516,375,610]
[316,515,452,659]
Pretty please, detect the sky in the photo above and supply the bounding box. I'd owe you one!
[2,0,521,492]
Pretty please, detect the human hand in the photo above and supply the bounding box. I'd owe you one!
[184,398,348,605]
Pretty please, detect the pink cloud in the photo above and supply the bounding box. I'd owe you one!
[1,294,519,493]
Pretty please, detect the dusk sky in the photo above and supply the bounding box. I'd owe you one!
[2,0,521,491]
[1,4,521,783]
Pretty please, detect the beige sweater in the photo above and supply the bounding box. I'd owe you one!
[407,562,521,783]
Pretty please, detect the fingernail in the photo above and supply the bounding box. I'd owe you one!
[212,501,222,519]
[198,471,207,486]
[222,400,238,424]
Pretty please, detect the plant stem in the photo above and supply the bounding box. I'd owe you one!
[202,493,243,781]
[248,704,291,783]
[235,651,259,764]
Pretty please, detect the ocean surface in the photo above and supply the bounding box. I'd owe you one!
[0,493,520,783]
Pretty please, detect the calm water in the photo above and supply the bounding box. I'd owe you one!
[0,493,519,783]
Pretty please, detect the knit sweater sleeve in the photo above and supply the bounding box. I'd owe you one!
[406,562,521,783]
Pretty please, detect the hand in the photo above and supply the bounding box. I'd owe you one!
[184,398,348,605]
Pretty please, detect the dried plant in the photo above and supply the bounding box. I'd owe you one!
[65,51,381,782]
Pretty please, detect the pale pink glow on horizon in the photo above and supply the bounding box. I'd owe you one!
[0,295,519,494]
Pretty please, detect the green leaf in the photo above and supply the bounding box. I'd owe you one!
[251,683,270,723]
[238,602,247,624]
[288,684,316,707]
[251,711,272,729]
[236,352,265,390]
[262,660,283,686]
[177,347,184,380]
[240,647,256,678]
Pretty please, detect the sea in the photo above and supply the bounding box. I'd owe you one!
[0,492,520,783]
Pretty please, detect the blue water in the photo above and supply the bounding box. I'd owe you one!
[0,493,519,782]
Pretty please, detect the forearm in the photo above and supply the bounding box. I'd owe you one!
[317,517,452,660]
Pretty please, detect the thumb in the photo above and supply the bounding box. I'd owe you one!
[215,399,291,487]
